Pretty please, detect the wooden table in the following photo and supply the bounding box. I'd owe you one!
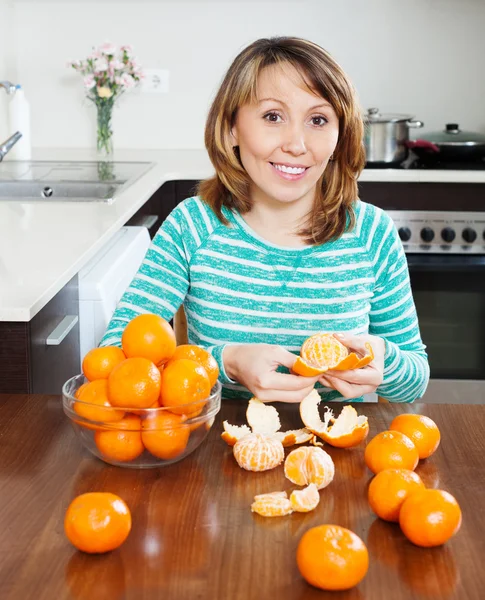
[0,394,483,600]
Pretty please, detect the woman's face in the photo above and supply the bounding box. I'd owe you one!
[231,62,339,209]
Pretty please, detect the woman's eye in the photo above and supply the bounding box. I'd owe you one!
[311,116,328,127]
[263,111,282,123]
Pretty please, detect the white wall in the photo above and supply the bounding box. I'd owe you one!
[1,0,485,149]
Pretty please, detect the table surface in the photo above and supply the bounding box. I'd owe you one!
[0,394,484,600]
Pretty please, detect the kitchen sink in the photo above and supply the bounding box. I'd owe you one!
[0,160,155,202]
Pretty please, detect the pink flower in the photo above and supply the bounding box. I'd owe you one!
[120,44,133,56]
[94,58,108,72]
[83,75,96,90]
[120,73,135,88]
[110,59,125,70]
[99,42,117,56]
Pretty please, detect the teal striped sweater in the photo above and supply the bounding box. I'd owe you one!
[100,196,429,402]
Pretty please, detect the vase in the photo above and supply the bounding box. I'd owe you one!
[95,97,115,157]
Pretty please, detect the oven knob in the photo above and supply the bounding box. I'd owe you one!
[420,227,435,243]
[462,227,477,243]
[441,227,456,243]
[398,227,411,242]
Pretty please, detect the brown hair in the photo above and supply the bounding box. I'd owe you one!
[197,36,366,244]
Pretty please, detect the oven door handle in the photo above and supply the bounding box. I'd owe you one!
[407,254,485,271]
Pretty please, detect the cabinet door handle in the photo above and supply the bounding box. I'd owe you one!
[46,315,79,346]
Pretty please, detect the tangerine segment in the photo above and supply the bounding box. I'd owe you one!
[141,411,189,460]
[284,446,335,490]
[301,333,349,370]
[108,357,161,409]
[297,525,369,591]
[292,357,328,377]
[221,421,252,446]
[365,430,419,474]
[368,468,425,522]
[399,489,462,547]
[82,346,126,381]
[233,433,284,472]
[121,313,176,366]
[300,390,369,448]
[64,492,132,554]
[246,398,281,435]
[94,415,145,462]
[290,484,320,513]
[74,379,125,424]
[170,344,219,387]
[390,414,441,459]
[251,492,293,517]
[159,358,210,416]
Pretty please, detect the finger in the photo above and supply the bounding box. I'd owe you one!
[272,346,302,370]
[326,367,382,386]
[334,332,371,355]
[318,375,335,389]
[264,371,321,391]
[324,375,375,399]
[254,385,318,404]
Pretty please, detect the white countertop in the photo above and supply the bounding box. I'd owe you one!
[2,147,485,322]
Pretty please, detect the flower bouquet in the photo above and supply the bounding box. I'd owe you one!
[68,43,144,156]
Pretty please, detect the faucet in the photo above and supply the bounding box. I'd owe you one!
[0,80,16,94]
[0,132,22,161]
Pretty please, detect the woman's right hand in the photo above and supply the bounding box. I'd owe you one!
[223,343,321,403]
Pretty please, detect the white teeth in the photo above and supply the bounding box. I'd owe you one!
[273,163,306,174]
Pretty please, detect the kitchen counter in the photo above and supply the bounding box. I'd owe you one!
[2,147,485,322]
[0,394,483,600]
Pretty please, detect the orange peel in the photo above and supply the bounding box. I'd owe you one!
[290,483,320,513]
[273,428,314,447]
[300,390,369,448]
[293,333,374,377]
[221,421,252,446]
[246,398,281,435]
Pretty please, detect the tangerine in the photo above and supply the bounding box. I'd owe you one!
[169,344,219,387]
[290,483,320,513]
[159,358,210,416]
[284,446,334,490]
[121,313,176,366]
[364,430,419,474]
[233,433,284,472]
[141,411,189,460]
[368,468,425,522]
[297,525,369,591]
[82,346,126,381]
[301,333,348,370]
[390,413,441,459]
[399,489,462,547]
[94,414,144,462]
[108,357,161,409]
[64,492,131,553]
[74,379,125,424]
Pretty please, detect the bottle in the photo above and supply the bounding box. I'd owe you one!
[7,84,31,160]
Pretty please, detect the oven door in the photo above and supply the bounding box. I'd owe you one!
[407,254,485,383]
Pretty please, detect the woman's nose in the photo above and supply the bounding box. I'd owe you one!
[281,124,307,156]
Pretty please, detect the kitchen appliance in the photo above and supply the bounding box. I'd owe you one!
[78,226,151,367]
[359,161,485,402]
[364,108,423,166]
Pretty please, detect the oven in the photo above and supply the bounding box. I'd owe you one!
[359,179,485,402]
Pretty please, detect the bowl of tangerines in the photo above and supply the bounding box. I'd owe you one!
[62,313,221,468]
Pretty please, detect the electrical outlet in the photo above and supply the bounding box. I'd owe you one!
[142,69,170,94]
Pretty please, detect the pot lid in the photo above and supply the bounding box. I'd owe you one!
[364,107,416,123]
[420,123,485,145]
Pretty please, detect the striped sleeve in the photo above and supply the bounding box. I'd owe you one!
[368,209,430,402]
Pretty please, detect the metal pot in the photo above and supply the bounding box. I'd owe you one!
[406,123,485,164]
[364,108,424,166]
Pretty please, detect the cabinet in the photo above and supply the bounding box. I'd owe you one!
[0,275,80,394]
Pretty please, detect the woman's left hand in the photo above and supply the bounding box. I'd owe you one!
[318,333,386,399]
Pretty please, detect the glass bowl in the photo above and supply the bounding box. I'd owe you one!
[62,374,221,468]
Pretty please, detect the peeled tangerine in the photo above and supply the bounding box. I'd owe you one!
[284,446,335,490]
[233,433,284,472]
[300,389,369,448]
[251,485,320,517]
[221,398,313,448]
[293,332,374,377]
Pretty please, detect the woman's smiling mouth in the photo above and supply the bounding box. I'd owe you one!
[269,162,310,181]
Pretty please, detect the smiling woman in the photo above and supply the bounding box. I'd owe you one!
[99,36,430,405]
